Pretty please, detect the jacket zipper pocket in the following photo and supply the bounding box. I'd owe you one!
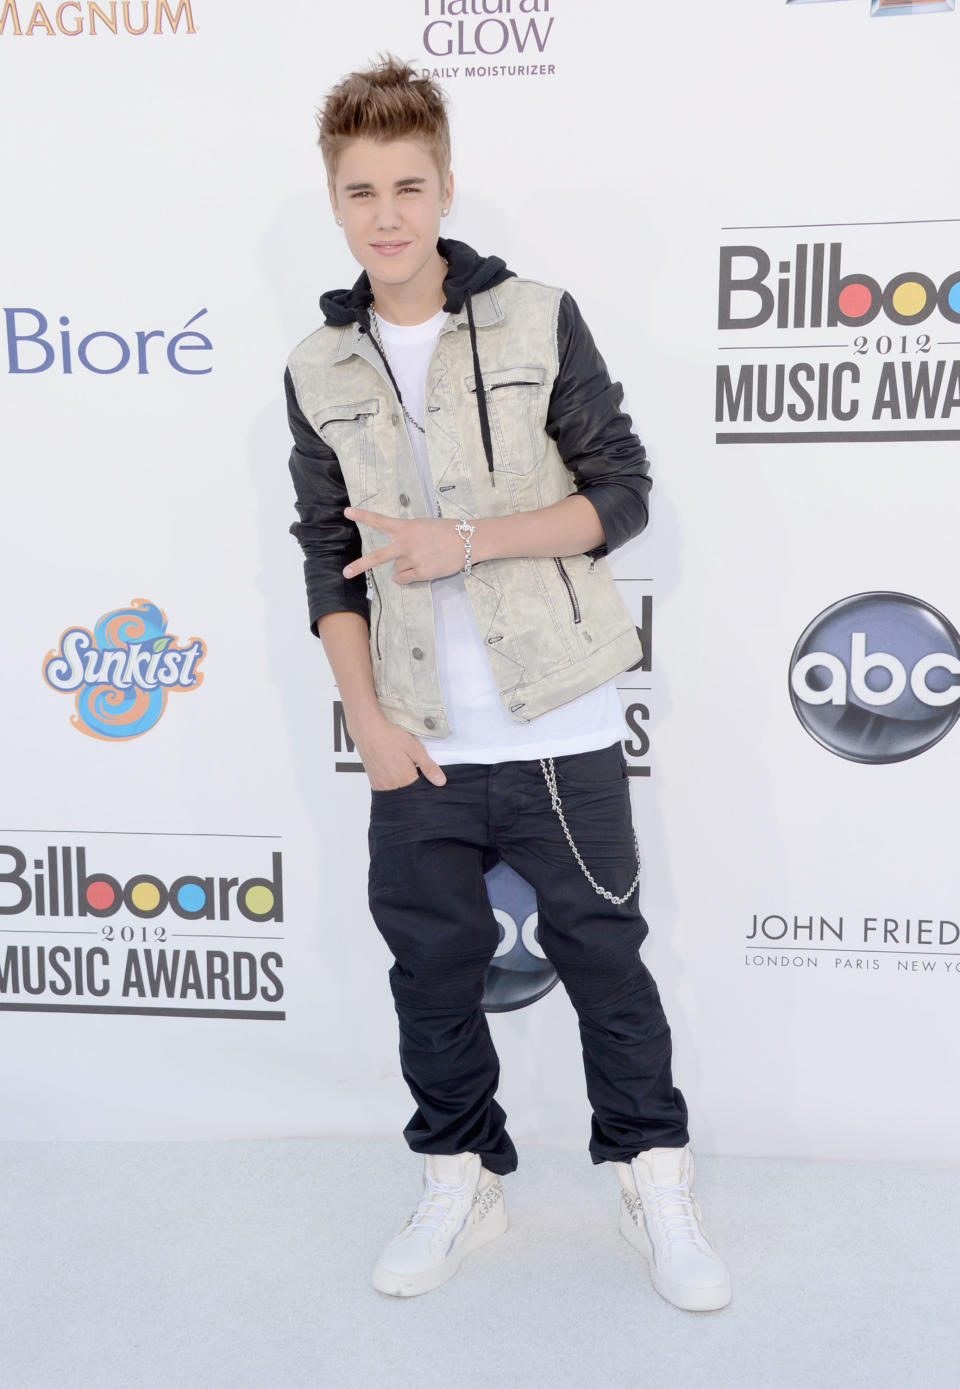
[554,557,581,625]
[367,569,383,659]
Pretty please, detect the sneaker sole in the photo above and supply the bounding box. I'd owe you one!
[618,1199,731,1312]
[372,1196,509,1298]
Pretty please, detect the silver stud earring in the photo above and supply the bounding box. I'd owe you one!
[336,218,343,225]
[441,208,449,217]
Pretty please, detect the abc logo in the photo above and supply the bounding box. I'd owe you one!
[789,593,960,764]
[481,860,558,1011]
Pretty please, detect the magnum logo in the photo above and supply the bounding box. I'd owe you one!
[0,0,197,36]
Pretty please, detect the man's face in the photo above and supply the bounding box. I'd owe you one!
[329,137,454,301]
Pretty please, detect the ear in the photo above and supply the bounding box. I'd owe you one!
[327,182,340,220]
[443,167,455,211]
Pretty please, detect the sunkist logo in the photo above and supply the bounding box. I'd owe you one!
[0,844,282,921]
[0,0,196,36]
[42,599,206,740]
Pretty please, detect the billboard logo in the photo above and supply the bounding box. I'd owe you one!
[715,226,960,445]
[0,844,282,923]
[789,592,960,763]
[43,599,206,740]
[719,244,960,332]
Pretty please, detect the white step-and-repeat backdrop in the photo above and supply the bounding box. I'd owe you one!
[3,0,959,1162]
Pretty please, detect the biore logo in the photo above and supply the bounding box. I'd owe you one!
[421,0,554,63]
[719,245,960,331]
[4,308,211,375]
[0,845,282,921]
[0,1,197,37]
[43,600,206,740]
[788,593,960,763]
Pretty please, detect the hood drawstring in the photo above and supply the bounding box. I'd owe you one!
[321,238,513,493]
[360,295,497,490]
[464,293,496,486]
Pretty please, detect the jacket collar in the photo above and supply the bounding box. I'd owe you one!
[330,285,503,365]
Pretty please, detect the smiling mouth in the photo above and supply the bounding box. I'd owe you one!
[372,241,410,249]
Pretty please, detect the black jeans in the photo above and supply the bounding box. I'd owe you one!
[366,741,689,1176]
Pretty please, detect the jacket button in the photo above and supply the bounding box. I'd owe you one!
[391,413,400,426]
[412,647,424,660]
[399,493,410,507]
[424,717,436,730]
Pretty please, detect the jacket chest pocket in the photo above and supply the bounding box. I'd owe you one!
[312,398,381,503]
[464,365,545,476]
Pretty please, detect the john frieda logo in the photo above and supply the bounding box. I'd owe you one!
[789,592,960,763]
[43,599,206,739]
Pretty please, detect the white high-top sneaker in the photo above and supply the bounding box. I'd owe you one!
[371,1151,508,1298]
[615,1145,731,1312]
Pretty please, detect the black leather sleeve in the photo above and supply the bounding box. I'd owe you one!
[545,291,652,558]
[285,367,370,637]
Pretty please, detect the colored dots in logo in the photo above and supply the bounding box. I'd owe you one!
[837,283,874,319]
[176,882,207,913]
[129,880,161,913]
[242,886,274,918]
[85,879,116,911]
[891,280,928,318]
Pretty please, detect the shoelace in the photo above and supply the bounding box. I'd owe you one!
[404,1173,472,1238]
[640,1180,706,1249]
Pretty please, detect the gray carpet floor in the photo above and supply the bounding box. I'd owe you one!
[0,1138,957,1389]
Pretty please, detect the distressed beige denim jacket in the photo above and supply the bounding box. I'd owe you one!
[286,238,650,740]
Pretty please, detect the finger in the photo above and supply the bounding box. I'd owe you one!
[343,544,395,578]
[344,506,396,535]
[415,753,447,786]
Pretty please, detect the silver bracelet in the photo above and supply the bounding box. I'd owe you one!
[455,518,476,576]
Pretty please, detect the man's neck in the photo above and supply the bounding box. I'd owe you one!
[370,250,448,326]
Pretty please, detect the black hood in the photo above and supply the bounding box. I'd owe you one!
[318,236,515,324]
[319,237,515,482]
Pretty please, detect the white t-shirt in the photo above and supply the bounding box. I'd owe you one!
[373,307,625,766]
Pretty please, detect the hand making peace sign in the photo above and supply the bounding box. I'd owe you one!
[342,507,471,585]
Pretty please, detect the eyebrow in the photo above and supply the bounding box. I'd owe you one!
[342,176,429,191]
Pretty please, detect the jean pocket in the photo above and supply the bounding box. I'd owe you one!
[551,742,626,791]
[370,771,423,796]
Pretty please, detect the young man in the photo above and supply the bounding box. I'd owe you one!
[286,54,731,1310]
